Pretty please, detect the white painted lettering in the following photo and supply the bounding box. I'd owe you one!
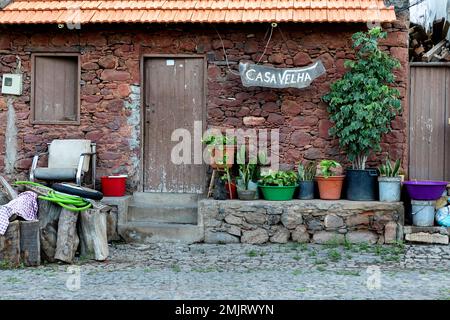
[245,69,256,81]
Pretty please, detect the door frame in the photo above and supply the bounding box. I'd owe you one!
[139,54,208,192]
[408,62,450,180]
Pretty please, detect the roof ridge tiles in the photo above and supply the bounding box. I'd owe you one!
[0,0,397,24]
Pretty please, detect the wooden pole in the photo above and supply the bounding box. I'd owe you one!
[78,209,108,261]
[0,220,20,267]
[55,209,79,264]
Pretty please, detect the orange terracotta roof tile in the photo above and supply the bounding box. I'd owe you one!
[0,0,397,24]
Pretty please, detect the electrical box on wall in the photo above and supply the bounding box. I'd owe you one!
[1,74,23,95]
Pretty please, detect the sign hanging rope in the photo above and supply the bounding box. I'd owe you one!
[256,23,276,64]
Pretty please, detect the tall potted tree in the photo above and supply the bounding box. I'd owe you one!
[322,27,402,201]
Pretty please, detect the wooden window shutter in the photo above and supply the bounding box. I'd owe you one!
[32,54,80,124]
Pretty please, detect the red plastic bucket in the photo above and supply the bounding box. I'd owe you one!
[101,175,127,197]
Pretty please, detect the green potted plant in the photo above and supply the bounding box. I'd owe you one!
[258,170,298,201]
[322,27,402,201]
[236,145,258,200]
[202,134,236,170]
[297,161,316,200]
[378,158,401,202]
[315,160,345,200]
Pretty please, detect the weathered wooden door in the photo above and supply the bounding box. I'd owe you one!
[409,64,450,180]
[143,57,206,193]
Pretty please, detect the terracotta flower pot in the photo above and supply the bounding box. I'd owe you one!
[209,145,235,170]
[316,176,345,200]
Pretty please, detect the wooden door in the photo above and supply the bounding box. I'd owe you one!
[143,57,206,193]
[409,64,450,180]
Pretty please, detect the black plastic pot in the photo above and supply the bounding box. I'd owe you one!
[298,180,315,200]
[345,169,378,201]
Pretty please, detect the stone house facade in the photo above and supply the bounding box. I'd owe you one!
[0,1,408,194]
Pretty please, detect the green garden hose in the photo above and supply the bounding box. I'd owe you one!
[14,181,92,212]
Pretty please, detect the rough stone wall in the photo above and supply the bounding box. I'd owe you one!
[199,199,405,245]
[0,20,408,190]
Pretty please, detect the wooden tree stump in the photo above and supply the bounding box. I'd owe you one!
[55,209,79,264]
[0,220,20,267]
[0,193,9,205]
[20,220,40,266]
[79,209,109,261]
[38,199,61,262]
[0,175,18,200]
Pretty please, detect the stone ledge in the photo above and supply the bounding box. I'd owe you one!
[404,226,449,235]
[403,226,450,245]
[199,199,404,245]
[405,232,449,245]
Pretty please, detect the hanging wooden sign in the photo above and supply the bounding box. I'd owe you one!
[239,60,326,89]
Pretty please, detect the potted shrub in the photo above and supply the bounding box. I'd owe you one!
[236,145,258,200]
[258,170,298,201]
[378,158,402,202]
[315,160,345,200]
[202,134,236,170]
[322,27,402,201]
[297,161,316,200]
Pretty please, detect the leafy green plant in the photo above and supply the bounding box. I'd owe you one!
[236,145,258,190]
[259,170,298,187]
[317,160,342,178]
[322,27,402,170]
[379,158,401,177]
[297,161,316,181]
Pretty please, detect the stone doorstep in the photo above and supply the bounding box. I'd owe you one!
[405,232,449,245]
[403,225,450,245]
[404,226,449,235]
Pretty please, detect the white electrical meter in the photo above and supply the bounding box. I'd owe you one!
[1,74,22,95]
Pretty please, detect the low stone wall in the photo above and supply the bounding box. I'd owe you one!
[199,200,404,245]
[101,196,131,242]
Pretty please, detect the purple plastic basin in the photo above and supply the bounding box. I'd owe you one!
[403,180,448,200]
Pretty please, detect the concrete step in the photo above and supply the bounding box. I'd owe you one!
[128,203,198,224]
[132,192,200,206]
[118,222,204,244]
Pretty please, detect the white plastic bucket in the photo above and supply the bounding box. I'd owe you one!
[378,176,401,202]
[411,200,435,227]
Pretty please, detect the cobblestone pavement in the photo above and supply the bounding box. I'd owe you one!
[1,242,449,300]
